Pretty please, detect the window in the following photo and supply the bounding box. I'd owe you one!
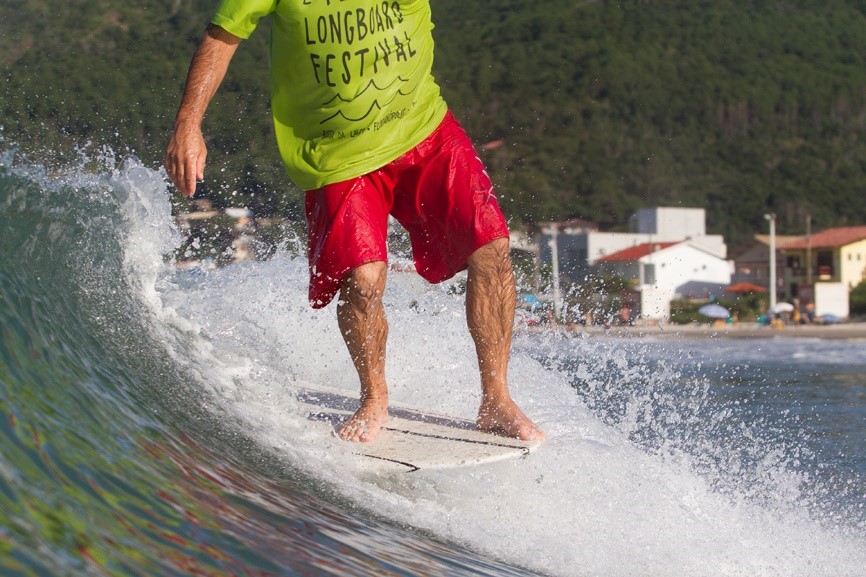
[817,250,833,278]
[643,263,656,286]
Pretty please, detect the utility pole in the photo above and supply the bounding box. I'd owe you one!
[764,213,777,313]
[806,214,813,288]
[545,225,563,323]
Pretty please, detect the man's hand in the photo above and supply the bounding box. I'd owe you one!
[165,123,207,197]
[164,24,241,197]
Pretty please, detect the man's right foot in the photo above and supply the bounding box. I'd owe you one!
[339,397,389,443]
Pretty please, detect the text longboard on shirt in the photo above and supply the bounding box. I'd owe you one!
[295,386,541,473]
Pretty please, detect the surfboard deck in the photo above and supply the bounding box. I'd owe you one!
[296,386,541,473]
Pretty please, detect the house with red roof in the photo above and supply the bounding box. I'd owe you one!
[538,208,727,280]
[595,241,733,319]
[536,207,729,320]
[777,225,866,318]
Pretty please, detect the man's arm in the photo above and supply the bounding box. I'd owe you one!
[165,24,242,197]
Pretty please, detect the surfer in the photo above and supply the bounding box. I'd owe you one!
[164,0,545,444]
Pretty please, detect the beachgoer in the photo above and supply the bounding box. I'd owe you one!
[164,0,545,444]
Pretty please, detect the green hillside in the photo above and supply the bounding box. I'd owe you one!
[3,0,866,246]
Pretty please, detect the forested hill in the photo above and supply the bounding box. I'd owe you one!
[3,0,866,247]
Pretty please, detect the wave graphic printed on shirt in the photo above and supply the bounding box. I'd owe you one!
[319,76,416,125]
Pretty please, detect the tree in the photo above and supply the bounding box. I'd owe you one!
[851,280,866,317]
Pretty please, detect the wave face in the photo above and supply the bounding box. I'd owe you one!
[1,148,865,577]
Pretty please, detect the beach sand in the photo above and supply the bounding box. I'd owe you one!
[559,321,866,340]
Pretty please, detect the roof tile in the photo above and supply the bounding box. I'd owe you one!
[597,242,679,262]
[779,226,866,249]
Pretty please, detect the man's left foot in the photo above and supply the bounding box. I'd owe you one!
[476,397,545,442]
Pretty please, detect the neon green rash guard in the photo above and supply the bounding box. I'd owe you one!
[211,0,448,190]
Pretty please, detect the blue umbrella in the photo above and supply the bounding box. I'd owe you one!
[698,303,730,319]
[519,294,541,311]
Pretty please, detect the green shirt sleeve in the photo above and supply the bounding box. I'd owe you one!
[211,0,277,39]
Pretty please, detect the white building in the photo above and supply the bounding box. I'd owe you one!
[538,207,731,319]
[538,207,727,280]
[595,241,734,319]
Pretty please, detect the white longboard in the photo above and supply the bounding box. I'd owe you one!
[296,387,541,473]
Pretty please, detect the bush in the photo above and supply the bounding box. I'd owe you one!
[669,293,767,324]
[851,280,866,316]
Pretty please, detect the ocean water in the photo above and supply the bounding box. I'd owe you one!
[1,148,865,577]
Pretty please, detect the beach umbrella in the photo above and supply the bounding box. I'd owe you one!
[723,282,767,294]
[772,302,795,314]
[519,294,540,307]
[698,303,730,319]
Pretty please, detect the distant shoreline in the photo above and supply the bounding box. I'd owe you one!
[543,321,866,340]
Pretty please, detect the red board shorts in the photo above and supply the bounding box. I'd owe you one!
[305,111,510,309]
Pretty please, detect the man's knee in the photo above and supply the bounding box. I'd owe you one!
[469,238,512,275]
[340,261,387,312]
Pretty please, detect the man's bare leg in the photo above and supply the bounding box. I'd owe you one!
[336,261,390,442]
[467,238,545,441]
